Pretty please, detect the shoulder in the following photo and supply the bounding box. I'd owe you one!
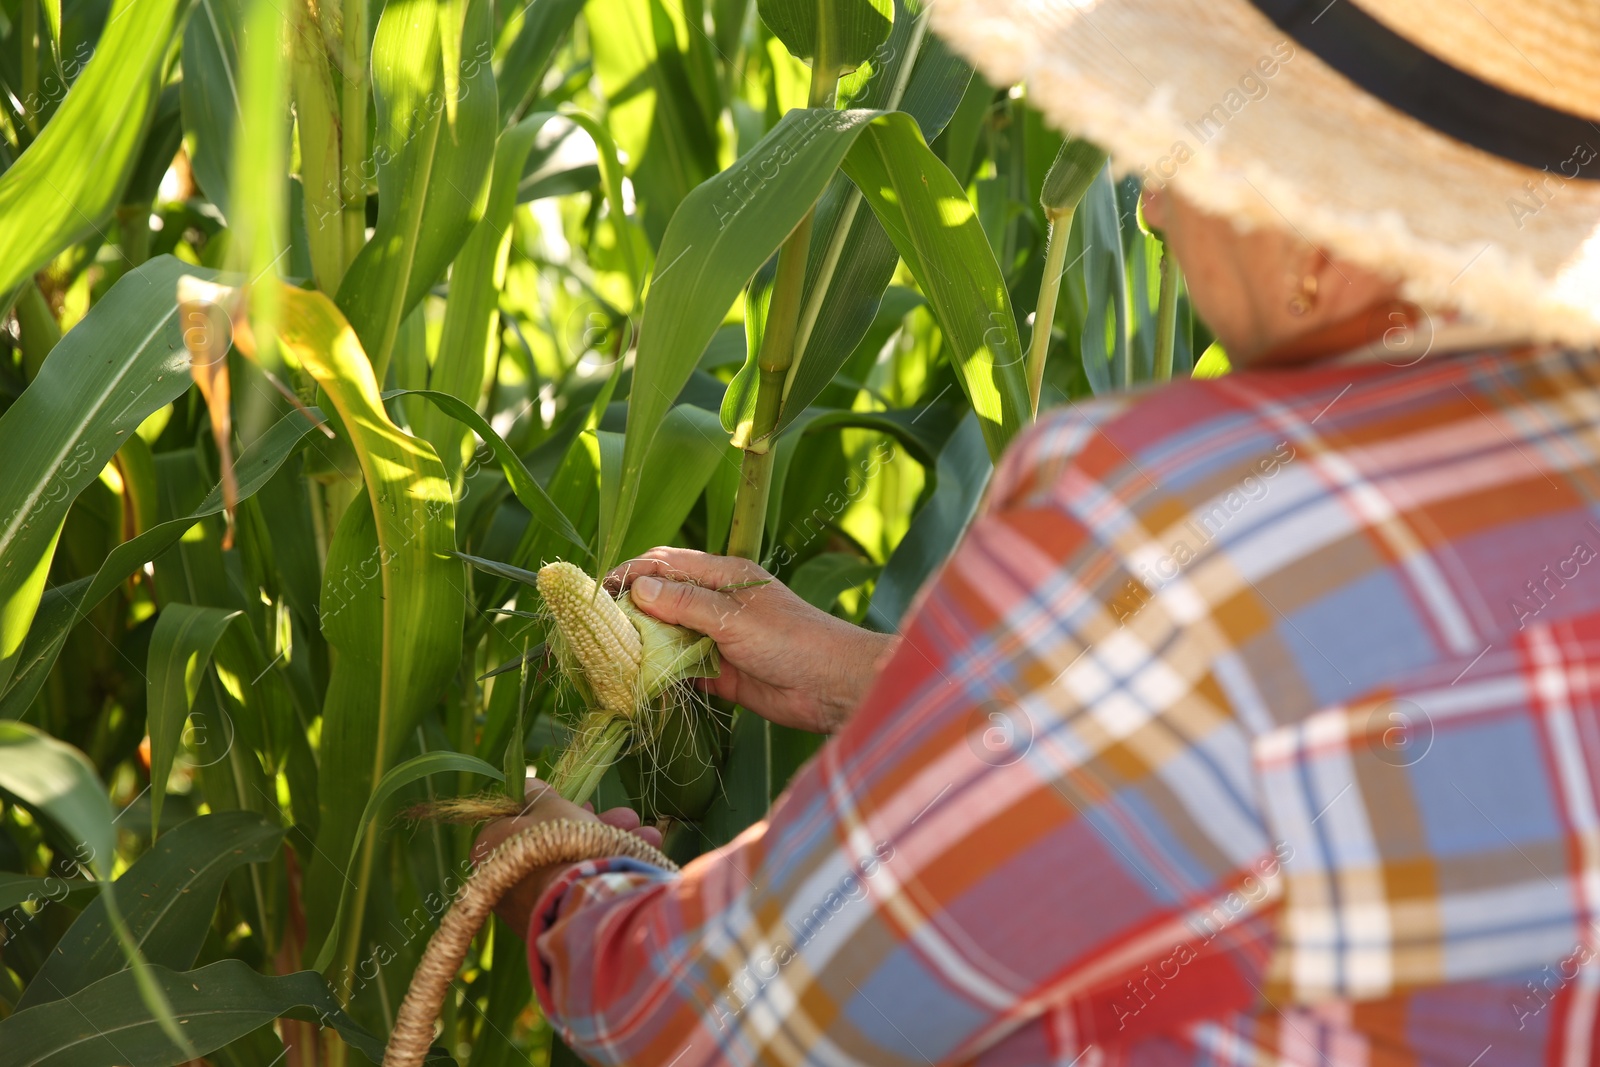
[989,362,1372,516]
[972,350,1574,726]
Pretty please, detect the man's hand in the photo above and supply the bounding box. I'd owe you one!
[606,547,896,734]
[473,778,664,941]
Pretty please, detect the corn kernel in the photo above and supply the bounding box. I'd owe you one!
[537,561,642,714]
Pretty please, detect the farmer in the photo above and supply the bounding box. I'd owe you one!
[478,0,1600,1061]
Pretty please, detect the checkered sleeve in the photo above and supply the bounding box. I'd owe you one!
[527,414,1292,1066]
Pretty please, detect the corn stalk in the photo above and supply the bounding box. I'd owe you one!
[1027,137,1108,416]
[724,61,842,561]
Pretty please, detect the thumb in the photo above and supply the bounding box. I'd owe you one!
[629,576,740,640]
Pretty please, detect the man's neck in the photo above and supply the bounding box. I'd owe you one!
[1251,300,1424,368]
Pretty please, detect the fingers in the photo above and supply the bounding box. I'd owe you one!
[522,775,561,808]
[626,570,746,639]
[595,807,641,831]
[605,548,769,594]
[474,780,591,865]
[694,662,741,704]
[471,826,508,866]
[597,807,664,851]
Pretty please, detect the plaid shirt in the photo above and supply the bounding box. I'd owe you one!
[530,342,1600,1066]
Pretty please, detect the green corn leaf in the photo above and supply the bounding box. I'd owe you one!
[703,443,741,555]
[145,606,244,837]
[0,411,322,721]
[335,0,498,379]
[0,959,446,1067]
[496,0,587,124]
[0,258,212,695]
[866,412,990,628]
[310,750,502,972]
[608,106,1023,571]
[225,0,289,346]
[603,107,887,574]
[613,405,739,563]
[0,724,192,1053]
[266,286,466,970]
[700,709,769,847]
[837,0,967,129]
[583,0,719,244]
[787,282,922,426]
[719,254,778,440]
[410,113,557,484]
[180,0,247,218]
[393,388,588,560]
[0,0,183,297]
[289,0,342,290]
[839,112,1030,461]
[710,0,746,56]
[758,406,829,542]
[1063,164,1130,395]
[788,551,880,612]
[479,637,546,681]
[562,108,645,298]
[42,0,62,67]
[458,551,543,589]
[438,0,465,126]
[464,917,536,1067]
[0,722,114,878]
[0,871,95,912]
[801,406,946,469]
[758,0,892,71]
[505,660,530,801]
[16,812,283,1011]
[516,124,603,204]
[122,85,185,209]
[778,0,973,434]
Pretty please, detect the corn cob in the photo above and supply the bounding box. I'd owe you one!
[536,561,642,715]
[524,559,721,806]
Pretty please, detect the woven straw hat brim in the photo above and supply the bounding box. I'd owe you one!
[931,0,1600,346]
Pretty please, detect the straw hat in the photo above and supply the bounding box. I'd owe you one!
[930,0,1600,346]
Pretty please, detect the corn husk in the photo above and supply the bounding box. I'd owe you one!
[533,560,721,805]
[619,596,719,700]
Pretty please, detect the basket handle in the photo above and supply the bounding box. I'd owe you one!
[384,818,679,1067]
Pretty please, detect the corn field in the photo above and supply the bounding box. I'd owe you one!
[0,0,1207,1061]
